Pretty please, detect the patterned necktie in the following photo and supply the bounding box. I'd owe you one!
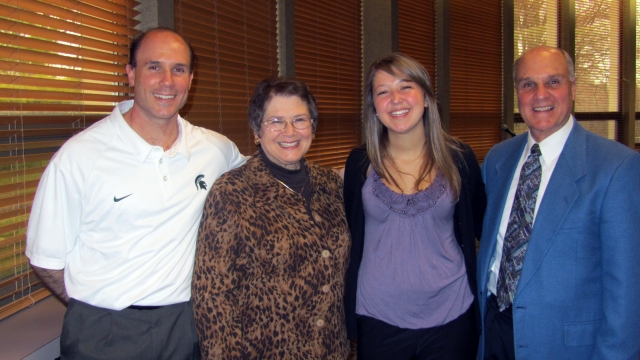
[497,144,542,311]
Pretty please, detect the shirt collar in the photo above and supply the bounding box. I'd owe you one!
[165,117,191,161]
[108,100,191,163]
[525,115,574,165]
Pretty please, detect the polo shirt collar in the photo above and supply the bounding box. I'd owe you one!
[169,116,192,161]
[108,100,191,163]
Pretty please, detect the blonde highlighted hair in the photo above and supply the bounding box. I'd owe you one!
[364,53,462,199]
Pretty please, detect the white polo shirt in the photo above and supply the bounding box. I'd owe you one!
[26,100,247,310]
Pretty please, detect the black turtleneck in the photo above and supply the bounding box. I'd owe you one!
[260,147,312,216]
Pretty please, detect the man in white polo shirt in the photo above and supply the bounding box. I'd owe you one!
[26,27,247,359]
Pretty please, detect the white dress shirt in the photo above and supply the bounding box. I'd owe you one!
[488,116,575,295]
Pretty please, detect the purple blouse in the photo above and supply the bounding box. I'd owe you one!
[356,168,473,329]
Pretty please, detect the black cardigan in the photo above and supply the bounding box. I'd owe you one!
[343,143,487,339]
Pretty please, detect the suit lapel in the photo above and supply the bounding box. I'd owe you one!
[515,122,588,295]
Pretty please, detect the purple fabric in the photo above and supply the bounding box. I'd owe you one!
[356,168,473,329]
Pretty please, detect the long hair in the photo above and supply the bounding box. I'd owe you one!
[364,53,461,199]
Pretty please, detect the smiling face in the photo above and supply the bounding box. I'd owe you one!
[516,47,576,142]
[372,69,426,137]
[125,30,193,124]
[257,95,313,170]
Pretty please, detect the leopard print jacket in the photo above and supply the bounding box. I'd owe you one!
[192,152,351,359]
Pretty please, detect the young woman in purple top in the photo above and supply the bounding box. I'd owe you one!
[342,53,486,359]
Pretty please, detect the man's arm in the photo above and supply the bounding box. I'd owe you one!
[594,151,640,359]
[32,265,69,305]
[332,166,345,180]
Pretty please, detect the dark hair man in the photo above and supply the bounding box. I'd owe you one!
[26,27,247,359]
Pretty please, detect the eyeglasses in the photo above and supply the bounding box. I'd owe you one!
[263,116,314,132]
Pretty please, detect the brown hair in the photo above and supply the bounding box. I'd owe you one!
[363,53,461,199]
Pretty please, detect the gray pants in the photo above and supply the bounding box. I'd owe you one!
[61,299,200,360]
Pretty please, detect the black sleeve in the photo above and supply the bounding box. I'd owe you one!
[342,145,368,340]
[461,144,487,240]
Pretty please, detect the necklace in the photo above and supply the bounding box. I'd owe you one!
[382,170,428,195]
[399,185,423,195]
[396,182,424,195]
[276,179,305,194]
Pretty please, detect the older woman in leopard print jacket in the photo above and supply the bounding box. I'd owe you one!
[192,78,350,359]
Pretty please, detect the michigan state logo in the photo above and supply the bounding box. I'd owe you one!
[195,174,207,191]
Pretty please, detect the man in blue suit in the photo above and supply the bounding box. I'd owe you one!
[477,45,640,359]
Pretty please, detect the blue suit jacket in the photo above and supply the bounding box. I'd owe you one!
[477,122,640,359]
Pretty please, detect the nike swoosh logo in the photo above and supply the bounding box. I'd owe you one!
[113,194,133,202]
